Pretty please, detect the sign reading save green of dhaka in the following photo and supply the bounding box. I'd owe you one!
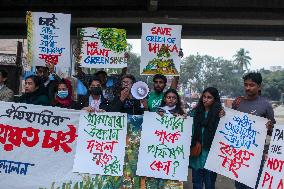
[140,23,182,76]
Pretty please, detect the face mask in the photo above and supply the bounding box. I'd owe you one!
[57,90,69,99]
[49,74,55,81]
[90,87,102,95]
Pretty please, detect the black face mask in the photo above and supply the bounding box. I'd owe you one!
[89,87,102,95]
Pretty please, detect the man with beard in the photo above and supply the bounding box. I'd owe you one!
[232,72,275,189]
[147,74,179,112]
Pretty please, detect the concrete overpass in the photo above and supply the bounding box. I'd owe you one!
[0,0,284,40]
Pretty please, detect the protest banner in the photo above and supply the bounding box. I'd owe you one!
[140,23,182,76]
[59,115,183,188]
[0,102,80,189]
[73,112,127,176]
[258,124,284,189]
[26,11,71,69]
[77,27,127,68]
[205,108,267,188]
[136,112,192,181]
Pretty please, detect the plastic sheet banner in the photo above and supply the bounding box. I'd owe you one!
[0,102,80,189]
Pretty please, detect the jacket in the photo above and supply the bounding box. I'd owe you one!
[74,95,110,111]
[110,96,144,115]
[0,85,14,102]
[16,88,49,106]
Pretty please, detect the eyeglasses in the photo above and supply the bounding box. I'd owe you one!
[166,96,177,100]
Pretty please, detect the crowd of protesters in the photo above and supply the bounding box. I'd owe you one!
[0,65,276,189]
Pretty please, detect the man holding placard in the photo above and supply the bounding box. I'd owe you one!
[232,72,276,189]
[147,74,179,112]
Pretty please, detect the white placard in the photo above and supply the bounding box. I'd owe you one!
[78,27,127,68]
[73,112,127,176]
[258,124,284,189]
[205,108,268,188]
[140,23,182,76]
[136,111,192,181]
[27,12,71,68]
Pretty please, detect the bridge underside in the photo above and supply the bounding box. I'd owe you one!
[1,0,284,40]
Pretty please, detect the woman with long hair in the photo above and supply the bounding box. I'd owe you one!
[151,88,185,189]
[189,87,222,189]
[157,88,185,116]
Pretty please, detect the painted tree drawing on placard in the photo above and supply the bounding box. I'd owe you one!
[97,28,127,53]
[142,45,178,75]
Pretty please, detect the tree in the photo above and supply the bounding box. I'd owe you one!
[260,69,284,100]
[233,48,252,72]
[180,54,243,97]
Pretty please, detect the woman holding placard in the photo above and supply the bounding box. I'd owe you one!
[157,88,185,117]
[152,88,185,189]
[189,87,222,189]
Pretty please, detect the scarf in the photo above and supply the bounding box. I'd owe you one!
[89,95,102,112]
[160,105,176,114]
[53,79,73,108]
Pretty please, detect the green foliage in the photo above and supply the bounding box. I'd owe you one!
[157,45,171,58]
[180,54,243,97]
[97,28,127,53]
[260,69,284,100]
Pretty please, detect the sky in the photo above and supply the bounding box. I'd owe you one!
[127,39,284,71]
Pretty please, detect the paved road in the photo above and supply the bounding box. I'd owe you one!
[184,106,284,189]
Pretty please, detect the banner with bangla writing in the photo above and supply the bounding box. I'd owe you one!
[136,112,192,181]
[73,112,127,176]
[258,124,284,189]
[140,23,182,76]
[77,27,127,68]
[205,108,267,188]
[0,102,80,189]
[26,11,71,68]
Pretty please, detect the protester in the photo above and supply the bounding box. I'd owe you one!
[148,88,185,188]
[0,69,14,101]
[95,70,116,101]
[36,65,60,102]
[157,88,185,116]
[51,78,74,109]
[232,72,275,189]
[189,87,222,189]
[110,74,145,115]
[77,77,110,112]
[15,75,49,106]
[147,74,179,112]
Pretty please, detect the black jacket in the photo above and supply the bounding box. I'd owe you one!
[191,106,221,150]
[74,95,110,111]
[110,96,144,115]
[15,88,50,106]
